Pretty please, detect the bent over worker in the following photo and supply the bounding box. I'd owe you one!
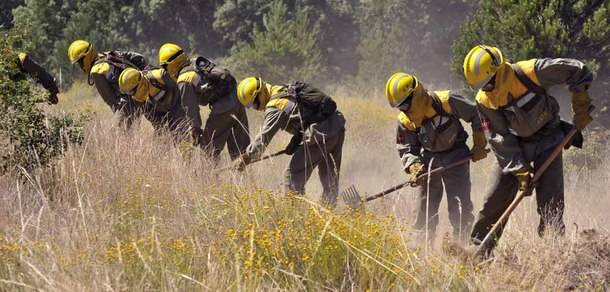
[14,52,59,104]
[158,43,249,161]
[386,72,486,243]
[234,77,346,207]
[463,45,594,255]
[68,40,147,129]
[118,67,188,139]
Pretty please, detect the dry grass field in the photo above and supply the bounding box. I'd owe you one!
[0,82,608,291]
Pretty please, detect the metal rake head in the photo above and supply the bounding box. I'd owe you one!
[341,185,363,210]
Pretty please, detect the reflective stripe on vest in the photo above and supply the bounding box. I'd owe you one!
[267,98,297,114]
[504,92,537,113]
[150,89,166,102]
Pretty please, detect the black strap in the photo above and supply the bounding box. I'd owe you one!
[146,71,165,90]
[511,64,546,95]
[430,92,448,117]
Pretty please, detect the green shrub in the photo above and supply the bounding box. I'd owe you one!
[0,30,85,174]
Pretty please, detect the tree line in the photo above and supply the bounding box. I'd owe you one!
[1,0,608,124]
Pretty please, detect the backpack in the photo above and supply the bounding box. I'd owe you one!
[273,81,337,126]
[96,51,145,70]
[89,51,147,85]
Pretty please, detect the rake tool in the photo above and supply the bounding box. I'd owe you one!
[218,150,286,172]
[342,157,471,210]
[475,126,582,256]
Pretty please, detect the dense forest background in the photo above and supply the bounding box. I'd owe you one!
[1,0,609,122]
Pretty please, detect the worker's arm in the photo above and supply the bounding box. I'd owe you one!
[535,58,594,130]
[18,53,59,96]
[534,58,593,92]
[91,73,121,109]
[396,122,423,172]
[448,93,482,131]
[246,107,289,161]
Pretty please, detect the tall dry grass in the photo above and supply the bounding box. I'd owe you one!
[0,84,609,290]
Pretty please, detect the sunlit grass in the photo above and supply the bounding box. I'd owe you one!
[0,86,609,290]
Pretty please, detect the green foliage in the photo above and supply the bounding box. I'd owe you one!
[452,0,610,122]
[226,0,324,84]
[214,0,360,79]
[0,31,85,174]
[9,0,475,88]
[220,191,411,289]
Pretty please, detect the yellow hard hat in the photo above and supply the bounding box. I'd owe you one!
[237,77,264,109]
[68,40,91,63]
[159,43,187,78]
[385,72,419,108]
[68,40,96,73]
[463,45,504,90]
[118,68,148,102]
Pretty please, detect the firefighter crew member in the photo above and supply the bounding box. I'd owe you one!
[14,52,59,104]
[118,67,188,138]
[463,45,594,255]
[158,43,249,161]
[68,40,148,129]
[386,72,487,243]
[234,77,346,207]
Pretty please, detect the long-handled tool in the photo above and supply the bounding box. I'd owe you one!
[342,157,471,210]
[475,127,580,256]
[218,150,286,172]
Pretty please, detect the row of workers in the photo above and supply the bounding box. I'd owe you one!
[13,41,593,256]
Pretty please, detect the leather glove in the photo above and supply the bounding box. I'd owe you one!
[191,127,204,147]
[232,154,251,172]
[470,130,490,162]
[284,134,303,155]
[572,91,593,130]
[47,92,59,104]
[47,87,59,104]
[514,166,533,196]
[407,161,426,187]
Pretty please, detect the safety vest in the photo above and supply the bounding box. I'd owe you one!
[476,59,559,138]
[398,91,465,153]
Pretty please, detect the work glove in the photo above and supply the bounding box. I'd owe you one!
[47,88,59,104]
[191,127,204,147]
[407,161,426,187]
[572,91,593,130]
[232,154,251,172]
[284,134,303,155]
[470,130,490,162]
[513,166,533,196]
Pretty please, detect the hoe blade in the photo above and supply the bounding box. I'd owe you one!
[341,185,363,210]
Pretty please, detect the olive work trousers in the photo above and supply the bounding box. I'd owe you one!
[200,104,250,161]
[414,149,474,243]
[471,147,565,255]
[284,130,345,207]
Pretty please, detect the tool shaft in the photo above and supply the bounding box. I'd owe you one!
[363,157,471,202]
